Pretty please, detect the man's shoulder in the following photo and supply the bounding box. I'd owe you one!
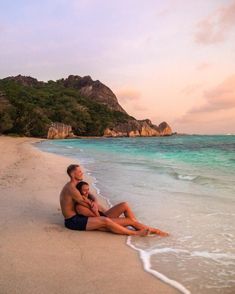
[61,182,71,194]
[63,181,78,194]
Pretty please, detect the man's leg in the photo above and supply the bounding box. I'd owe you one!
[86,216,148,236]
[105,202,137,221]
[86,216,144,231]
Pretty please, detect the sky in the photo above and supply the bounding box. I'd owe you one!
[0,0,235,134]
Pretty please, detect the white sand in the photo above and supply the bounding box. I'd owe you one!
[0,136,179,294]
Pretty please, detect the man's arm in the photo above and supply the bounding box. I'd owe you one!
[70,187,100,216]
[70,186,92,208]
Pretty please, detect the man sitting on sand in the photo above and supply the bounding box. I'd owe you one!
[60,164,169,236]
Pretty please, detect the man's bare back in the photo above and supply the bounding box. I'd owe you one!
[60,182,78,219]
[60,182,94,219]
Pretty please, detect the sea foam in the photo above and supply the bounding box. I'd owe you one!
[126,237,191,294]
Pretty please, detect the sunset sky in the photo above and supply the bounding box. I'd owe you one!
[1,0,235,134]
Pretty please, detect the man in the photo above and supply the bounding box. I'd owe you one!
[60,164,168,236]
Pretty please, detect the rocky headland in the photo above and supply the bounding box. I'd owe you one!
[0,75,173,139]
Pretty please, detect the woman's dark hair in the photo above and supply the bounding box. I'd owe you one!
[76,181,89,193]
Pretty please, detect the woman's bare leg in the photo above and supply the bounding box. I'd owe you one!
[104,203,168,236]
[109,217,135,228]
[86,217,149,236]
[129,220,169,236]
[110,217,169,236]
[76,201,168,236]
[105,202,137,221]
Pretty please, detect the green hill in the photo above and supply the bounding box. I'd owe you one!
[0,75,131,137]
[0,75,173,138]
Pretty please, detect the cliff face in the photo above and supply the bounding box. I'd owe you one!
[58,75,127,113]
[56,75,173,138]
[47,122,75,139]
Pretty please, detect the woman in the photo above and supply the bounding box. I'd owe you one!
[76,181,169,236]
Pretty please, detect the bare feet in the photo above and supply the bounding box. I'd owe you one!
[130,217,138,222]
[159,231,169,237]
[132,221,169,237]
[149,228,169,237]
[134,228,150,236]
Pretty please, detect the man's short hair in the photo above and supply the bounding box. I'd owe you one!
[67,164,79,177]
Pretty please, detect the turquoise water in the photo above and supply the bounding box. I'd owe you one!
[37,135,235,294]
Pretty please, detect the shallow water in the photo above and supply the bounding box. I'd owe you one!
[37,135,235,294]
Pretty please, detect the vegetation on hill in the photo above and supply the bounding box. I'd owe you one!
[0,78,131,137]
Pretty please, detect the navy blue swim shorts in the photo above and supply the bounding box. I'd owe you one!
[64,214,88,231]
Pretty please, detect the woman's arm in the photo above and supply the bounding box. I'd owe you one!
[70,185,92,208]
[88,193,107,213]
[76,204,99,217]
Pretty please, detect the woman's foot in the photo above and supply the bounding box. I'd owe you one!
[132,221,169,237]
[133,228,150,236]
[148,228,169,236]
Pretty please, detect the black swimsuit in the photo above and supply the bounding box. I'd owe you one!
[64,214,88,231]
[64,211,107,231]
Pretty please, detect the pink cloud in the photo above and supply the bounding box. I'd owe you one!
[176,74,235,123]
[175,109,235,134]
[132,104,148,112]
[181,83,203,95]
[194,0,235,44]
[191,75,235,113]
[116,88,148,114]
[196,62,212,71]
[116,88,141,103]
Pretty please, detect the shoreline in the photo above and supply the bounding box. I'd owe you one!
[36,138,190,294]
[0,136,179,294]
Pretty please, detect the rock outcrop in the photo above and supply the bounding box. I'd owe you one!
[103,119,172,137]
[47,122,75,139]
[4,75,43,87]
[57,75,173,137]
[158,121,172,136]
[58,75,127,113]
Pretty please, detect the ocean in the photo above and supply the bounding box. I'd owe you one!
[37,135,235,294]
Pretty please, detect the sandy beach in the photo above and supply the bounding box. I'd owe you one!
[0,136,179,294]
